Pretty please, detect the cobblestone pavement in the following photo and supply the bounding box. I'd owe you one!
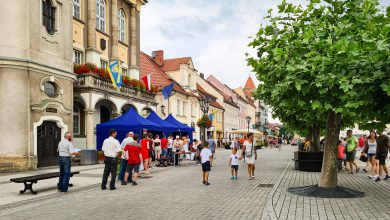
[1,146,390,220]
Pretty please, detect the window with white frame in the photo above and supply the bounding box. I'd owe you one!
[177,100,181,116]
[183,102,186,117]
[73,50,82,64]
[73,106,80,135]
[73,0,81,19]
[118,9,126,42]
[100,60,107,68]
[42,0,56,35]
[96,0,105,32]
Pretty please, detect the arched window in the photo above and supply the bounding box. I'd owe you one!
[96,0,106,32]
[118,9,126,42]
[42,0,56,35]
[73,0,81,19]
[73,106,80,135]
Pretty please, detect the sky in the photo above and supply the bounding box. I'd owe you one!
[140,0,389,122]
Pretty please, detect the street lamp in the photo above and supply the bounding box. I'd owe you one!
[246,116,251,132]
[199,98,210,143]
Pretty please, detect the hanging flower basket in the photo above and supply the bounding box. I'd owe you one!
[197,115,212,128]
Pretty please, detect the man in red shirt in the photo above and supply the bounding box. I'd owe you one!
[161,135,168,158]
[122,134,142,186]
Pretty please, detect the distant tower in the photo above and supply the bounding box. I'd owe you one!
[0,0,74,171]
[243,75,256,96]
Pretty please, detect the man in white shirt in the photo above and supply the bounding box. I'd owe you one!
[167,135,174,158]
[118,132,134,182]
[57,132,79,192]
[200,142,213,185]
[101,129,122,190]
[173,136,183,165]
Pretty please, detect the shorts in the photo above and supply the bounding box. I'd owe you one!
[126,163,140,173]
[162,148,168,157]
[231,165,238,171]
[154,147,162,156]
[346,150,356,162]
[377,152,388,165]
[202,161,211,172]
[367,153,375,158]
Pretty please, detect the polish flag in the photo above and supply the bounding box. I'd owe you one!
[142,74,152,91]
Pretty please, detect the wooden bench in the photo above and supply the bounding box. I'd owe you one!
[10,171,80,195]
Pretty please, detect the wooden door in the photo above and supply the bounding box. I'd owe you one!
[37,121,61,167]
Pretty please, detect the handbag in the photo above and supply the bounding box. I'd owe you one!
[359,153,368,162]
[246,142,254,157]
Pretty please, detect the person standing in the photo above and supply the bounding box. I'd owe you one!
[173,136,183,165]
[366,131,379,179]
[154,134,162,161]
[194,139,204,165]
[140,135,150,173]
[118,132,134,182]
[190,139,198,161]
[375,130,390,182]
[160,135,168,159]
[167,135,174,160]
[240,132,257,180]
[200,142,213,185]
[57,132,79,192]
[346,129,359,174]
[229,148,240,180]
[122,134,142,186]
[182,136,190,160]
[148,133,154,169]
[101,129,122,190]
[207,136,216,166]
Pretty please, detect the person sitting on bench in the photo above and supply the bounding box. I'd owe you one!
[57,132,80,193]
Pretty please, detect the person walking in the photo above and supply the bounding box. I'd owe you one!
[118,132,134,182]
[366,131,379,179]
[207,136,216,166]
[57,132,79,193]
[122,134,142,186]
[374,130,390,182]
[140,135,150,173]
[200,142,213,185]
[345,129,359,174]
[229,148,240,180]
[240,132,257,180]
[101,129,122,190]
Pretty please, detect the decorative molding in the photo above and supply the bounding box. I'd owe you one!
[31,99,72,115]
[40,75,64,95]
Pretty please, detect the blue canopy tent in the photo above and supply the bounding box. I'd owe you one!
[164,114,195,142]
[146,111,177,136]
[96,108,161,150]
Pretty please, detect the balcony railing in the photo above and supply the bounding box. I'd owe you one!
[74,74,156,101]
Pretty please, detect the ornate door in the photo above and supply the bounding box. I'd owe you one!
[37,121,61,167]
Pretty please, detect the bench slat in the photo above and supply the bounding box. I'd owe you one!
[10,171,80,183]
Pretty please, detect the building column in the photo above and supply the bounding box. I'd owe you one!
[85,109,95,149]
[110,0,119,60]
[128,4,139,79]
[86,0,101,64]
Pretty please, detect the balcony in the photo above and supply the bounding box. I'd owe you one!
[74,73,156,102]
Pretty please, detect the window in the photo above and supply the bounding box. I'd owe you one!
[73,0,81,19]
[43,81,58,98]
[182,102,186,117]
[118,10,126,42]
[122,68,128,77]
[73,106,80,135]
[100,60,107,68]
[96,0,106,32]
[177,100,181,116]
[42,0,56,35]
[73,50,82,64]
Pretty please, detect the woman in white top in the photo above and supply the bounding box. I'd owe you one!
[366,131,379,179]
[182,136,190,160]
[240,132,257,180]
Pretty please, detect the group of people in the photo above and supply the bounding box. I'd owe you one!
[338,129,390,182]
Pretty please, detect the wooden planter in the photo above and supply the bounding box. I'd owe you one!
[294,151,342,172]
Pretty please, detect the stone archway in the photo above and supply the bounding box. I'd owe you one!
[121,103,138,114]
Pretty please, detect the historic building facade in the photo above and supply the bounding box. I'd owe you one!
[71,0,155,150]
[0,0,75,171]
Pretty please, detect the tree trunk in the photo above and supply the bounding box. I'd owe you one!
[319,110,341,188]
[312,122,321,152]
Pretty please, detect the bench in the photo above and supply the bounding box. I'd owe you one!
[10,171,80,195]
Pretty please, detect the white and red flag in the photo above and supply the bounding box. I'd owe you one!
[142,74,152,91]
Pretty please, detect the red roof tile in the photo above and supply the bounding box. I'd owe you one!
[244,76,256,90]
[206,80,239,108]
[161,57,191,72]
[196,83,224,110]
[140,52,194,97]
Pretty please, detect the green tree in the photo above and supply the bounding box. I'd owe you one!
[248,0,390,188]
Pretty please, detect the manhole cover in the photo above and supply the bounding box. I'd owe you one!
[258,184,274,188]
[139,176,153,179]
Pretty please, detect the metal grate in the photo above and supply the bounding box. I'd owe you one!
[258,184,274,188]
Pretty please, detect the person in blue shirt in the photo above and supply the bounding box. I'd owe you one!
[207,136,215,166]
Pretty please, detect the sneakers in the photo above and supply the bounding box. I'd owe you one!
[203,181,206,184]
[132,181,138,186]
[121,181,127,185]
[234,176,237,179]
[375,177,381,182]
[205,182,210,185]
[230,176,234,180]
[384,175,389,180]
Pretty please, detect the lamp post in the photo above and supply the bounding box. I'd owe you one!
[199,98,210,143]
[246,116,251,132]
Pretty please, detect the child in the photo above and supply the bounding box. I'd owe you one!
[229,148,240,179]
[200,142,213,185]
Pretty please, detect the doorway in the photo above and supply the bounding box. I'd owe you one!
[37,121,61,167]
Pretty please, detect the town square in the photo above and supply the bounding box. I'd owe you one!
[1,0,390,219]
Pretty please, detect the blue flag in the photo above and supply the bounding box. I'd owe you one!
[162,82,174,99]
[107,60,122,88]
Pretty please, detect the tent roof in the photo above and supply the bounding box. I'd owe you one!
[164,114,194,132]
[146,111,177,131]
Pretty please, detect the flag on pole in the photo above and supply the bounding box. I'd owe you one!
[142,74,152,91]
[107,60,122,88]
[162,82,174,99]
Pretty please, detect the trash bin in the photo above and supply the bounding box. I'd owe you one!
[80,149,97,165]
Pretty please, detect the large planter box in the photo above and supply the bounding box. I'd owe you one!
[294,151,323,172]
